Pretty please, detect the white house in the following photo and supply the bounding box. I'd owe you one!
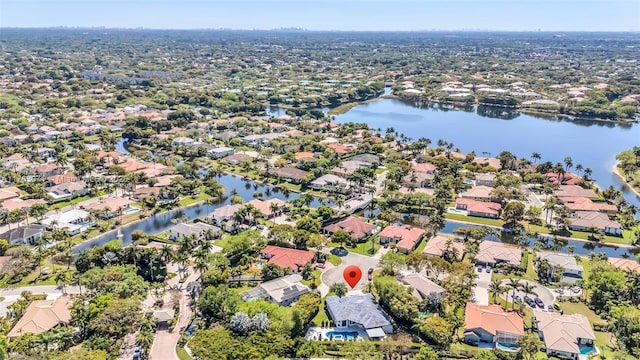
[325,294,393,340]
[208,146,235,159]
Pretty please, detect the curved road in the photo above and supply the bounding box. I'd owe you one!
[320,249,381,294]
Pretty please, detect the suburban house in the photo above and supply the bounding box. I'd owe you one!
[455,198,502,218]
[248,198,289,218]
[378,224,426,253]
[325,293,393,340]
[559,197,618,214]
[553,185,598,199]
[2,198,47,212]
[83,196,134,218]
[330,160,371,178]
[241,274,310,306]
[569,211,623,235]
[0,224,47,245]
[533,310,596,360]
[35,163,60,178]
[398,272,446,300]
[473,157,502,171]
[545,172,582,186]
[35,147,55,160]
[7,296,72,339]
[40,209,93,235]
[537,252,584,283]
[208,146,235,159]
[260,245,315,271]
[0,186,21,202]
[411,162,437,174]
[267,167,309,184]
[207,204,243,226]
[168,222,220,241]
[46,181,90,200]
[172,137,197,147]
[422,235,464,260]
[222,153,253,165]
[460,186,494,202]
[309,174,350,194]
[475,173,497,187]
[609,257,640,273]
[476,242,522,268]
[242,133,286,145]
[45,173,78,187]
[404,171,435,188]
[463,303,524,351]
[323,216,377,241]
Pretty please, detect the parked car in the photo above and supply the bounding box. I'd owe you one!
[512,295,522,303]
[133,347,141,360]
[534,298,544,308]
[547,305,554,312]
[316,262,325,269]
[524,296,534,307]
[485,266,491,273]
[368,268,374,281]
[477,265,483,272]
[555,288,564,295]
[571,286,581,294]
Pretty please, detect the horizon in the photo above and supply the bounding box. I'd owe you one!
[1,0,639,32]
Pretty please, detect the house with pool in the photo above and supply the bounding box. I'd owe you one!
[533,310,597,359]
[325,293,393,340]
[463,303,524,351]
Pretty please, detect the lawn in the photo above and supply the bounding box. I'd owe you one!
[215,230,261,250]
[311,297,331,327]
[327,239,379,256]
[177,191,211,207]
[176,347,194,360]
[491,251,537,283]
[413,237,428,254]
[325,254,342,266]
[594,331,617,359]
[301,269,322,286]
[556,301,606,326]
[445,213,504,227]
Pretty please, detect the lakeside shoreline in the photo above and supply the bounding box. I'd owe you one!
[613,163,640,198]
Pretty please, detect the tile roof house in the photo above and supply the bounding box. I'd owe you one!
[475,173,497,187]
[411,162,437,174]
[2,198,47,212]
[0,224,47,245]
[559,197,618,214]
[553,185,598,199]
[533,310,596,360]
[261,245,315,271]
[545,172,582,186]
[46,181,89,200]
[476,242,522,267]
[168,222,220,241]
[422,235,464,260]
[569,211,623,235]
[248,198,289,218]
[455,198,502,218]
[0,186,22,202]
[309,174,350,194]
[207,204,243,226]
[8,296,72,339]
[463,303,524,350]
[472,157,502,170]
[83,196,134,218]
[399,272,446,300]
[294,152,315,161]
[241,274,310,306]
[323,216,377,240]
[379,224,425,253]
[537,252,584,283]
[267,167,309,184]
[222,153,253,165]
[460,186,494,202]
[609,257,640,273]
[325,293,393,340]
[45,173,78,187]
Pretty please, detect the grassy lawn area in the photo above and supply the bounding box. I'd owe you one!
[556,301,606,326]
[413,237,428,254]
[215,230,261,250]
[177,191,212,207]
[444,213,504,227]
[312,297,331,327]
[325,253,342,266]
[594,331,617,359]
[176,347,193,360]
[50,194,95,208]
[301,269,322,286]
[327,240,379,256]
[491,252,537,283]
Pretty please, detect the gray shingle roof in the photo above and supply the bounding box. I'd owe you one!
[325,293,391,330]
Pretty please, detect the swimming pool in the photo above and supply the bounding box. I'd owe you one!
[496,343,519,352]
[326,331,359,340]
[124,207,140,215]
[448,207,466,215]
[579,346,596,355]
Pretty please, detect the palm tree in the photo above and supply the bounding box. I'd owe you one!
[54,270,70,294]
[520,283,538,304]
[488,280,506,304]
[531,152,541,163]
[506,278,522,310]
[329,282,348,298]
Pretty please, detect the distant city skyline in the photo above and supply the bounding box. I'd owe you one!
[1,0,639,32]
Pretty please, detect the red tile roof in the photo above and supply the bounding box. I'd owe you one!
[323,216,376,239]
[261,245,315,270]
[379,225,425,251]
[464,303,524,337]
[455,198,502,216]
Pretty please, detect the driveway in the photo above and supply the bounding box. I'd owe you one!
[499,279,555,310]
[320,249,380,293]
[472,267,492,305]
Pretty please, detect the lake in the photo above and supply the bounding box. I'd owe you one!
[73,173,331,252]
[335,98,640,208]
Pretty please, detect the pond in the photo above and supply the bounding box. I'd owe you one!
[335,98,640,208]
[73,173,331,253]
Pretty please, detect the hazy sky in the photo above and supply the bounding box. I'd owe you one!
[1,0,639,31]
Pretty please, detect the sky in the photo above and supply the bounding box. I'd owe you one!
[1,0,639,31]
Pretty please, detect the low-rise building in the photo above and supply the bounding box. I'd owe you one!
[475,172,497,187]
[7,296,72,339]
[248,198,289,218]
[241,274,310,306]
[208,146,235,159]
[168,222,220,241]
[476,242,522,268]
[207,203,243,226]
[463,303,524,350]
[0,224,47,245]
[460,186,494,202]
[260,245,315,271]
[40,209,93,235]
[533,310,596,360]
[537,252,583,283]
[398,272,446,300]
[325,293,393,340]
[83,196,134,219]
[323,216,377,240]
[378,224,425,253]
[46,181,90,200]
[267,167,309,184]
[422,235,464,260]
[309,174,350,194]
[455,198,502,218]
[608,257,640,273]
[569,211,623,235]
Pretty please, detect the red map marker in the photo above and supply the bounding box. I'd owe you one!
[343,265,362,289]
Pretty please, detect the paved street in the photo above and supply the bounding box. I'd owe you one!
[499,279,555,309]
[320,249,381,293]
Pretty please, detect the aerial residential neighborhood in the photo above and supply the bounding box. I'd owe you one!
[0,2,638,360]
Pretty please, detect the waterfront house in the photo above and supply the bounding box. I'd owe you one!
[533,310,596,360]
[0,224,47,245]
[476,242,522,268]
[168,222,220,241]
[608,257,640,273]
[248,198,289,218]
[323,216,376,241]
[569,211,623,235]
[536,252,583,283]
[241,274,310,306]
[422,235,464,260]
[455,198,502,218]
[309,174,350,194]
[83,196,134,219]
[463,303,524,350]
[207,204,243,226]
[553,185,598,199]
[208,146,235,159]
[559,197,618,214]
[267,167,309,184]
[40,209,92,235]
[325,293,393,340]
[378,224,425,253]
